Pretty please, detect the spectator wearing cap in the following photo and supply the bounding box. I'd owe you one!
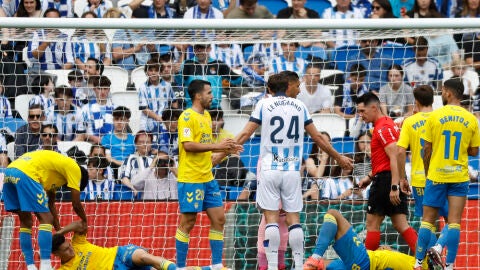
[45,86,79,141]
[101,106,135,179]
[179,43,243,109]
[75,76,116,144]
[138,59,177,132]
[14,103,45,159]
[226,0,273,18]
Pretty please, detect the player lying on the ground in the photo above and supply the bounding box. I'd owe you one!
[52,221,191,270]
[304,209,431,270]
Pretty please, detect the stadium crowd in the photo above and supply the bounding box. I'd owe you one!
[0,0,480,268]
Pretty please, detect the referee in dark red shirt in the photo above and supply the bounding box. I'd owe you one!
[356,92,418,252]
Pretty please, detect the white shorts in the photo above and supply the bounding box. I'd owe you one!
[256,170,303,212]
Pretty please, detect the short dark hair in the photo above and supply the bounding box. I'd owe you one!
[280,70,299,83]
[51,234,65,253]
[41,123,58,134]
[89,75,111,88]
[209,108,224,121]
[188,80,211,102]
[267,73,289,94]
[87,156,109,171]
[240,0,257,6]
[43,7,60,17]
[305,63,323,72]
[162,107,182,121]
[413,85,434,107]
[31,75,52,95]
[144,58,160,73]
[54,86,74,98]
[28,103,44,112]
[134,130,153,144]
[68,70,84,82]
[79,165,89,191]
[356,92,380,106]
[414,36,429,50]
[388,64,404,77]
[112,106,131,119]
[349,64,367,78]
[443,77,464,100]
[87,57,104,75]
[89,144,106,156]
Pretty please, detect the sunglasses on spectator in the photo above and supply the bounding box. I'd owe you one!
[28,114,43,119]
[42,133,57,138]
[372,5,382,10]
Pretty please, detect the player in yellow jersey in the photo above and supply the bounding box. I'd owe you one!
[414,78,480,270]
[397,85,450,260]
[2,150,89,270]
[175,79,242,270]
[52,221,181,270]
[303,209,429,270]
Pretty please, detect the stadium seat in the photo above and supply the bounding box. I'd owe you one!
[468,183,479,199]
[243,45,254,62]
[113,183,138,201]
[7,142,14,162]
[46,69,72,86]
[443,69,480,94]
[380,42,415,65]
[57,141,92,156]
[304,0,332,17]
[328,45,361,72]
[320,69,343,79]
[0,117,26,133]
[14,94,35,121]
[433,95,443,110]
[331,137,355,154]
[296,46,328,61]
[74,0,88,17]
[130,66,147,90]
[240,136,261,174]
[258,0,288,16]
[311,113,347,139]
[220,95,233,113]
[111,92,141,134]
[223,114,250,137]
[103,66,129,93]
[22,47,32,68]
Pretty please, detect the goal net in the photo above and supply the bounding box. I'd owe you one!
[0,18,479,269]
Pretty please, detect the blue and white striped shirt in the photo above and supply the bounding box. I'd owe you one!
[269,55,306,76]
[28,30,74,71]
[77,99,115,137]
[82,178,116,200]
[213,44,244,69]
[42,0,73,17]
[73,37,111,64]
[138,79,175,132]
[0,96,12,119]
[45,105,79,141]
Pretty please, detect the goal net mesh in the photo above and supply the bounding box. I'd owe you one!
[0,19,479,269]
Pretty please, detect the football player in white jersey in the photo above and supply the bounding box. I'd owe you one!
[234,71,353,270]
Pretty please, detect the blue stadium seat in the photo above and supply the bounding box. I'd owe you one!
[220,186,244,200]
[296,46,328,61]
[0,117,26,133]
[304,0,332,16]
[379,42,415,65]
[468,183,479,199]
[243,45,254,62]
[113,184,142,201]
[332,137,355,154]
[258,0,288,16]
[328,45,361,72]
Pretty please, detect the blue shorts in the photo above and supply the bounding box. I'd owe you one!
[326,259,347,270]
[177,180,223,213]
[412,186,449,218]
[2,168,49,213]
[332,227,370,270]
[423,180,469,209]
[113,244,150,270]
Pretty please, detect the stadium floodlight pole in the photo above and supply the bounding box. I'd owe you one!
[1,17,480,30]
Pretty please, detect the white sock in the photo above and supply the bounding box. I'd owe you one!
[414,259,423,268]
[432,243,442,253]
[27,265,38,270]
[264,223,280,270]
[445,264,453,270]
[39,259,51,270]
[288,224,304,269]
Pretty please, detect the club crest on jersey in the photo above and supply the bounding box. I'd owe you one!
[183,128,191,137]
[209,67,217,74]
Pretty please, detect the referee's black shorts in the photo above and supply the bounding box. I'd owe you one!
[367,171,409,216]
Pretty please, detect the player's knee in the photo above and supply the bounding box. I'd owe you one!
[211,214,226,227]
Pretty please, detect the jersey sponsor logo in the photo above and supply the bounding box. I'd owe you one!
[272,154,299,163]
[183,128,191,138]
[4,176,20,184]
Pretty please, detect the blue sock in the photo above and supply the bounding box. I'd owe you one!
[175,229,189,268]
[437,225,449,248]
[313,213,337,257]
[416,221,435,261]
[209,229,224,265]
[428,230,437,249]
[19,228,34,266]
[445,223,460,265]
[38,224,53,260]
[166,263,176,270]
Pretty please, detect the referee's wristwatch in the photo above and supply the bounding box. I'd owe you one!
[391,185,400,191]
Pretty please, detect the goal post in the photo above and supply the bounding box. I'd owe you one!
[0,17,479,270]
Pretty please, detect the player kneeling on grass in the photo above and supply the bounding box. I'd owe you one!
[52,221,183,270]
[304,209,430,270]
